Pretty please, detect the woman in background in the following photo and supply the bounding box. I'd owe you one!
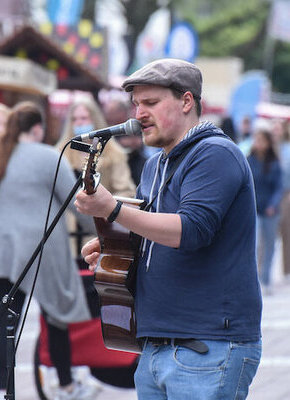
[248,128,283,295]
[57,96,136,260]
[58,96,136,197]
[0,101,99,400]
[271,119,290,280]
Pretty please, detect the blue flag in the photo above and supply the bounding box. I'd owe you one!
[47,0,84,26]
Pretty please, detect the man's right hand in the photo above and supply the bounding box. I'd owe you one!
[81,237,101,271]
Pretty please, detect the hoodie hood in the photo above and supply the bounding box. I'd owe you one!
[164,121,230,161]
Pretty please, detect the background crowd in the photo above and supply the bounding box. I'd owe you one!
[220,114,290,294]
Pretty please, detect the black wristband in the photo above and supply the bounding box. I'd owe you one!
[107,200,123,223]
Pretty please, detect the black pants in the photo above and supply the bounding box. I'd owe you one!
[0,278,72,389]
[41,311,72,386]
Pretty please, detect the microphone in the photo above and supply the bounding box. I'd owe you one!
[74,118,142,142]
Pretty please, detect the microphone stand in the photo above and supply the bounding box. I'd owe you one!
[0,136,104,400]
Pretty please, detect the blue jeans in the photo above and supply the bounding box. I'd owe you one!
[135,339,262,400]
[257,214,280,286]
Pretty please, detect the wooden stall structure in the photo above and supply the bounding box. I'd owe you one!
[0,24,109,143]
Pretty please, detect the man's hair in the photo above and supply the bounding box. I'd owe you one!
[0,101,44,179]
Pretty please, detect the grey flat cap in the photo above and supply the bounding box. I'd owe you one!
[122,58,202,99]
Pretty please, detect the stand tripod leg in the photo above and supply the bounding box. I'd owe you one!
[5,311,19,400]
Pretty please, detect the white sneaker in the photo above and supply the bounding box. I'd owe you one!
[54,381,102,400]
[0,389,5,400]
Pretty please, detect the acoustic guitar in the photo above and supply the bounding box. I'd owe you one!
[82,139,143,354]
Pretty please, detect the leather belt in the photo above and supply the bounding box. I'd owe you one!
[145,337,209,354]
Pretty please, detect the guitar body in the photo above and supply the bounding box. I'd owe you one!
[93,197,145,354]
[80,142,144,353]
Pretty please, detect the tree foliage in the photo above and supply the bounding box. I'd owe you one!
[174,0,290,93]
[272,41,290,93]
[174,0,269,70]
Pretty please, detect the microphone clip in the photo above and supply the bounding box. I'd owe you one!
[70,140,92,153]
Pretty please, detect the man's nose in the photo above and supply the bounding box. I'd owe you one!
[135,105,148,120]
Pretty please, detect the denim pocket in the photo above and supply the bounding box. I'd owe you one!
[173,340,229,372]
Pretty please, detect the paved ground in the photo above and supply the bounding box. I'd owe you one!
[6,241,290,399]
[13,298,137,400]
[247,281,290,400]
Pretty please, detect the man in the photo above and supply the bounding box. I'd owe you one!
[75,58,262,400]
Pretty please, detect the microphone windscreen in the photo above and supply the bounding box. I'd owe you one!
[125,119,142,136]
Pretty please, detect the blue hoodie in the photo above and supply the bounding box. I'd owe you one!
[136,121,262,342]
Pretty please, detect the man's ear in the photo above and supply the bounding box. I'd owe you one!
[182,91,195,114]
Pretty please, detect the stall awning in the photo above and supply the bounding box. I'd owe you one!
[256,101,290,121]
[0,55,57,96]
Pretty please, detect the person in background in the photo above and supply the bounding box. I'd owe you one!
[76,58,262,400]
[103,98,147,186]
[271,118,290,280]
[0,101,100,400]
[102,96,132,127]
[57,96,136,259]
[220,115,237,143]
[238,115,253,156]
[117,132,147,186]
[58,96,135,197]
[248,128,283,295]
[0,103,10,138]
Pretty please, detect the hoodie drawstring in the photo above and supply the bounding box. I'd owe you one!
[145,156,169,271]
[141,152,162,257]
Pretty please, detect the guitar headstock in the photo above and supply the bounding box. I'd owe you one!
[82,139,102,195]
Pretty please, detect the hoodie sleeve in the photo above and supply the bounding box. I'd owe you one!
[177,141,245,251]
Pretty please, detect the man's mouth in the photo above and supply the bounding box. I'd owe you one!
[141,123,154,133]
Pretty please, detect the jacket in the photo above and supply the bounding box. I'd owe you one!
[247,154,283,215]
[0,142,96,325]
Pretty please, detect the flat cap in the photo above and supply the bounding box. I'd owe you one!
[122,58,202,99]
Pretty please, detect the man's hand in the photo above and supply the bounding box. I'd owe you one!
[75,184,116,218]
[81,237,101,271]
